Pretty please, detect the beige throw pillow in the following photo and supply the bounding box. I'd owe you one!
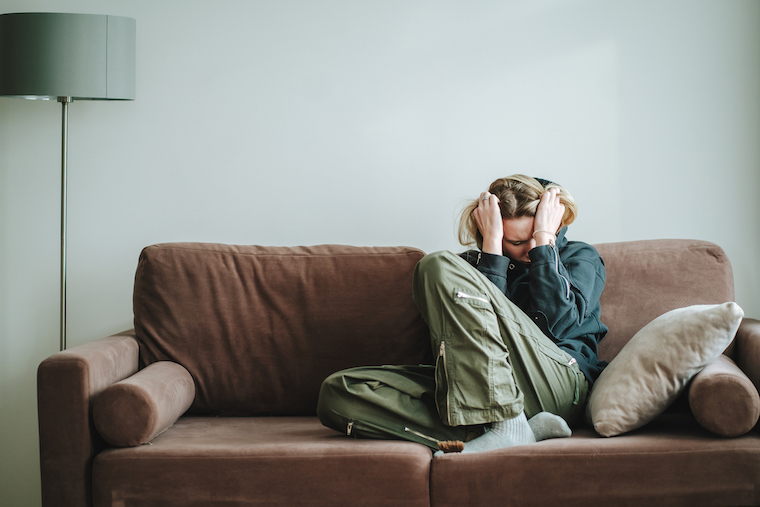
[587,302,744,437]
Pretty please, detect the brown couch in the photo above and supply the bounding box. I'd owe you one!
[37,240,760,506]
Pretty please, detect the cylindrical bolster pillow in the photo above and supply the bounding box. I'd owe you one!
[689,354,760,437]
[93,361,195,447]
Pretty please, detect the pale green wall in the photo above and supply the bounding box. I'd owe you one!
[1,1,759,504]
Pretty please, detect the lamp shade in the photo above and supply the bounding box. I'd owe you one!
[0,12,135,100]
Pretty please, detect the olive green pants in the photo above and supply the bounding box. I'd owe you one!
[317,251,588,450]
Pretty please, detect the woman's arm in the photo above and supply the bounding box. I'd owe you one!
[473,192,504,256]
[470,191,511,291]
[532,188,564,248]
[524,188,605,340]
[528,241,606,341]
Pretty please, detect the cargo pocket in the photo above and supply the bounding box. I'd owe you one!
[532,338,583,407]
[442,287,521,424]
[434,340,452,426]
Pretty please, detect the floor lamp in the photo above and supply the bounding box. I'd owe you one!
[0,12,136,350]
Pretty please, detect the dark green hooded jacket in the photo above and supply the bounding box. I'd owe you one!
[461,226,608,385]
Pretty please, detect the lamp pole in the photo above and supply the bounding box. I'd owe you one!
[59,96,71,351]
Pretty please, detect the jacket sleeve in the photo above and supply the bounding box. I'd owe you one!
[475,252,510,293]
[526,243,605,342]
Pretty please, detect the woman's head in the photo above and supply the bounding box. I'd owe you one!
[457,174,578,249]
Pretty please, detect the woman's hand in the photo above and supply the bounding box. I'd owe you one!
[533,188,565,246]
[473,192,503,255]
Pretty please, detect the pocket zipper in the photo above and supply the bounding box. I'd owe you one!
[438,341,452,425]
[456,291,489,304]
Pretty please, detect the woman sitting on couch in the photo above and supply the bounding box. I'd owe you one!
[317,174,608,453]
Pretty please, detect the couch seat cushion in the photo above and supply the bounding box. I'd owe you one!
[431,415,760,507]
[93,416,431,507]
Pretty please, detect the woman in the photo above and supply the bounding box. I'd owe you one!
[317,175,608,453]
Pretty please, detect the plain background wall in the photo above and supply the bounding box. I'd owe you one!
[1,0,758,504]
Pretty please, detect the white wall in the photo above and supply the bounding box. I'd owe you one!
[1,0,758,504]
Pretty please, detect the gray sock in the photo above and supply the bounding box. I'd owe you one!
[528,412,572,441]
[462,411,536,453]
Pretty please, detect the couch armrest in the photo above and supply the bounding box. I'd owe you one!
[37,331,139,507]
[734,318,760,395]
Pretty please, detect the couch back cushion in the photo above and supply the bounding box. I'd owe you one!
[134,239,736,414]
[133,243,430,415]
[594,239,734,362]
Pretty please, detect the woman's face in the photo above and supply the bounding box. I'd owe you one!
[501,215,535,263]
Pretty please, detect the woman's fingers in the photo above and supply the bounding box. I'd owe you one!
[474,192,503,254]
[479,191,496,205]
[535,188,564,234]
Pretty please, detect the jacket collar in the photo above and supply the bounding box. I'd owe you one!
[555,226,569,249]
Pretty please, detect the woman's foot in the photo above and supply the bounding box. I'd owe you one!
[434,412,572,457]
[528,412,572,441]
[462,412,535,453]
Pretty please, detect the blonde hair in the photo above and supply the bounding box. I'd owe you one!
[457,174,578,249]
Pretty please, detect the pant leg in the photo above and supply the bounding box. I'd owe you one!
[413,251,588,427]
[316,364,468,450]
[501,322,589,426]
